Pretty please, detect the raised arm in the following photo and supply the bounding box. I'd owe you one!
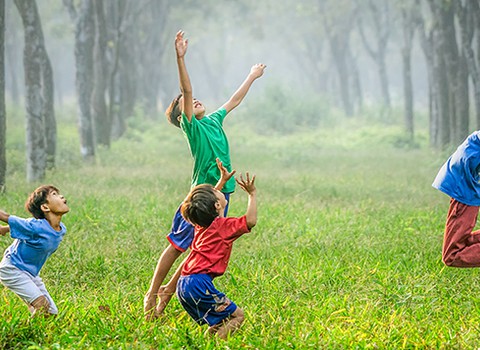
[0,210,9,224]
[222,63,266,114]
[236,173,257,229]
[175,30,193,122]
[214,158,236,191]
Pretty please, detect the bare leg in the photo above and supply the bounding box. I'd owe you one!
[443,198,480,267]
[208,307,245,340]
[30,295,50,317]
[155,257,187,315]
[144,245,182,319]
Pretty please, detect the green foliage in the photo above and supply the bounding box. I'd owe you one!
[237,82,336,135]
[1,116,474,348]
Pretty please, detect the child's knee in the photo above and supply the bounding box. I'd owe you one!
[232,307,245,324]
[166,244,183,258]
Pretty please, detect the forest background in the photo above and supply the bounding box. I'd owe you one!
[1,0,480,348]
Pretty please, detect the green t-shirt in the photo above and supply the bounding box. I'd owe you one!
[180,108,235,193]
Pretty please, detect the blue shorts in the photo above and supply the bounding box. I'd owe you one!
[177,274,237,326]
[167,193,231,252]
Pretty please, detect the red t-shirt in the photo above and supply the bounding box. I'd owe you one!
[182,215,251,278]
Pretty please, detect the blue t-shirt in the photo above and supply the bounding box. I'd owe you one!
[180,108,235,193]
[4,215,66,276]
[433,131,480,206]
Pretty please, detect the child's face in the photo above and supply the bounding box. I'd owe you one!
[192,98,206,119]
[44,190,69,216]
[214,190,228,215]
[178,96,206,120]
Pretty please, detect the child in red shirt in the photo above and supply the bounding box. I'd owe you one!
[178,172,257,339]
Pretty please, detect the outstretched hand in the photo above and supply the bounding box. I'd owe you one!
[144,293,158,321]
[0,225,9,236]
[250,63,266,79]
[175,30,188,58]
[215,158,236,190]
[236,172,256,195]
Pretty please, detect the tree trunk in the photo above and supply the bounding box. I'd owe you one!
[331,37,354,117]
[41,56,56,169]
[433,26,451,148]
[401,4,416,140]
[5,4,20,105]
[474,0,480,130]
[138,0,170,117]
[456,53,469,142]
[0,0,5,192]
[75,0,95,160]
[439,1,463,144]
[106,0,127,140]
[319,1,355,117]
[417,0,438,147]
[15,0,47,182]
[460,0,480,130]
[92,0,110,147]
[347,45,363,113]
[357,0,391,112]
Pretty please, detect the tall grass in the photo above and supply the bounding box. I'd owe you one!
[0,114,473,349]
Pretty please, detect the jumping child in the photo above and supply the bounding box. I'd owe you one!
[433,130,480,267]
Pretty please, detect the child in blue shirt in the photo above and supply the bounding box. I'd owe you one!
[433,131,480,266]
[0,185,69,316]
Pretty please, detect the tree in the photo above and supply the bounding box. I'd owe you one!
[0,0,5,192]
[64,0,95,161]
[5,4,21,105]
[423,0,469,148]
[399,0,418,141]
[15,0,55,181]
[92,0,109,147]
[458,0,480,130]
[357,0,392,113]
[319,0,358,117]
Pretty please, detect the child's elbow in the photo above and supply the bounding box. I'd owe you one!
[247,219,257,230]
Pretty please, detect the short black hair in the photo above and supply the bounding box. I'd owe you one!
[25,185,60,219]
[181,184,219,228]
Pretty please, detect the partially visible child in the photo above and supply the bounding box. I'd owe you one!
[144,30,265,319]
[177,172,257,339]
[0,185,69,316]
[433,131,480,267]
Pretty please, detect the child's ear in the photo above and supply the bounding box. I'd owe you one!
[214,201,221,211]
[41,203,50,213]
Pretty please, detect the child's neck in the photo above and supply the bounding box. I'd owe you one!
[45,213,62,231]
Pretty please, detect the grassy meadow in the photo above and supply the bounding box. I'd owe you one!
[0,110,477,349]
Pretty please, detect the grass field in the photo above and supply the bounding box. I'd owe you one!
[0,114,477,349]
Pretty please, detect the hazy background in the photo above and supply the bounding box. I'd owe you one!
[5,0,429,115]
